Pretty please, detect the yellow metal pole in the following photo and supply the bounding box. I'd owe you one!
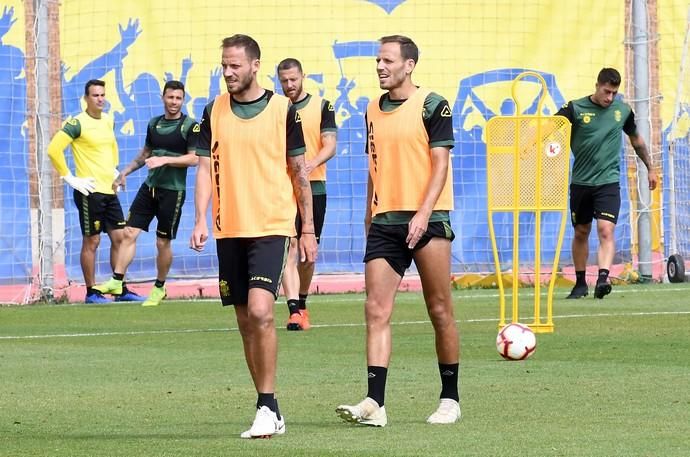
[512,117,520,323]
[488,208,507,329]
[511,72,549,330]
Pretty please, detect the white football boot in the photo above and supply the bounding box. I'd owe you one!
[335,397,387,427]
[426,398,461,424]
[240,406,286,439]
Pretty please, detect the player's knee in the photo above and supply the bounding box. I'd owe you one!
[122,226,138,241]
[247,306,275,329]
[426,298,454,325]
[155,237,171,251]
[598,228,615,242]
[364,298,392,325]
[253,313,275,330]
[573,225,591,240]
[82,235,100,251]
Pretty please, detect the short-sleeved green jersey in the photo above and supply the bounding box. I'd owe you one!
[557,96,636,186]
[144,114,199,191]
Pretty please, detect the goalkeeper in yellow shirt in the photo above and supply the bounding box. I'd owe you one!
[48,79,144,303]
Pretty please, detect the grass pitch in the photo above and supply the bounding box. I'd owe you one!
[2,283,690,456]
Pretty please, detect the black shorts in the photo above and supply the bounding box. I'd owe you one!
[363,221,455,277]
[74,190,126,236]
[216,236,290,306]
[569,183,620,226]
[127,183,185,240]
[295,193,327,243]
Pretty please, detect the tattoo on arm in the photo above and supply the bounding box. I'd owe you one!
[287,155,314,228]
[632,137,653,170]
[123,148,152,176]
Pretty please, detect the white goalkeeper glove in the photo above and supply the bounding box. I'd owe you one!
[113,169,122,192]
[62,173,96,196]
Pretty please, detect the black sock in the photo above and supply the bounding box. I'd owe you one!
[86,287,100,295]
[439,363,460,402]
[287,299,300,315]
[575,270,586,287]
[598,269,609,284]
[257,392,276,412]
[366,366,388,407]
[113,272,124,281]
[154,279,165,288]
[298,293,308,310]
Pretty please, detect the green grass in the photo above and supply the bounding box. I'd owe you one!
[2,283,690,456]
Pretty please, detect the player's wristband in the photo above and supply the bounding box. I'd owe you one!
[302,231,315,234]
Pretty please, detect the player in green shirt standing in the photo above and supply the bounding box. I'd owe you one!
[95,80,199,306]
[556,68,657,299]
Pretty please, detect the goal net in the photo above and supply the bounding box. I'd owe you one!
[1,0,684,303]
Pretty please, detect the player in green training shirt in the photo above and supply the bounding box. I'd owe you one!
[556,68,658,299]
[95,80,199,306]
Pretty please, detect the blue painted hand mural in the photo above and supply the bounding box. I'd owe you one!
[61,18,142,117]
[0,5,17,37]
[361,0,407,14]
[192,67,222,120]
[0,4,29,282]
[113,66,161,136]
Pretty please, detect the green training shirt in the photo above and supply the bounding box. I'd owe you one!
[556,96,636,186]
[144,115,199,191]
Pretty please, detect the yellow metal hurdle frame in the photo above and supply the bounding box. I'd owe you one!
[485,72,571,333]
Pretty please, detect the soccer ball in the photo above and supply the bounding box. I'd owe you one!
[496,323,537,360]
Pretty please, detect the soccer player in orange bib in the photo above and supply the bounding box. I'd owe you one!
[190,35,317,439]
[336,35,461,427]
[277,58,337,331]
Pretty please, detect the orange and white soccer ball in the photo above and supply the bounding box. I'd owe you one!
[496,323,537,360]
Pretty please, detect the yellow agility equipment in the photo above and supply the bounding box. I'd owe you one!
[485,72,571,333]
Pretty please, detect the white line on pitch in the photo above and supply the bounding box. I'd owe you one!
[1,310,689,340]
[283,286,690,304]
[16,285,689,308]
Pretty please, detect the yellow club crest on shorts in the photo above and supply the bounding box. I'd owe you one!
[94,220,101,231]
[219,279,230,297]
